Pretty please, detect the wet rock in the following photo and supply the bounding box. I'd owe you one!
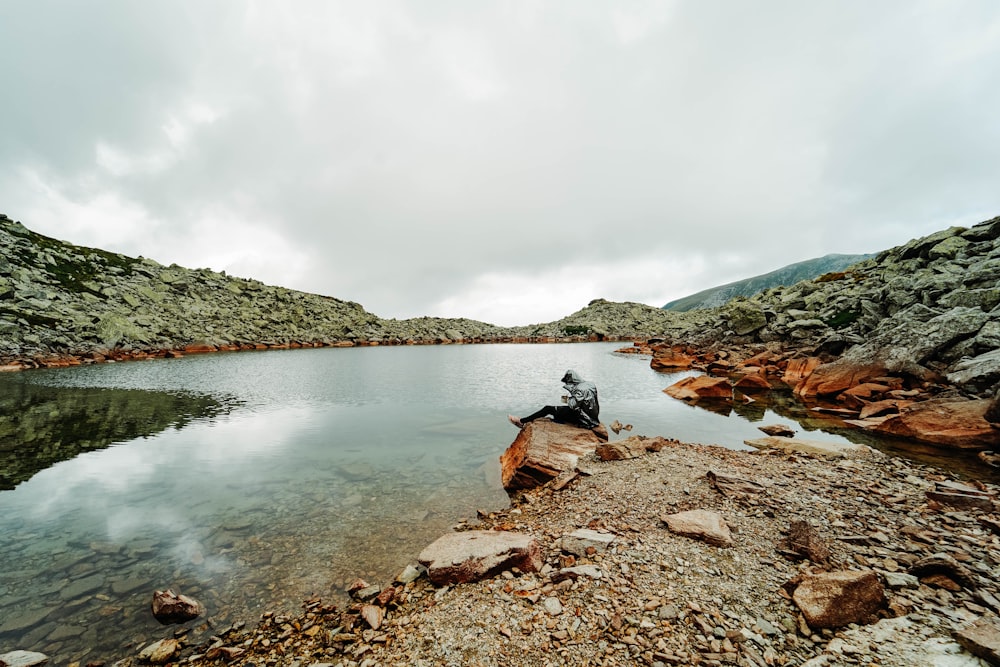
[663,375,733,401]
[499,420,603,490]
[151,589,205,625]
[417,530,542,585]
[650,345,696,370]
[733,373,772,393]
[0,607,54,635]
[792,571,886,629]
[59,573,105,599]
[137,638,181,664]
[758,423,796,437]
[0,651,49,667]
[661,509,733,547]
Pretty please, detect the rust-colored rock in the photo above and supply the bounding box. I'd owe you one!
[499,421,603,490]
[791,570,885,629]
[183,343,217,354]
[650,345,696,371]
[781,356,822,389]
[733,373,772,393]
[796,360,888,398]
[872,398,998,449]
[664,375,732,401]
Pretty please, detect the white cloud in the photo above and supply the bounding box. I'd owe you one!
[1,1,999,325]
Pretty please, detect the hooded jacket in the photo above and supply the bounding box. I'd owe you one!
[561,369,600,428]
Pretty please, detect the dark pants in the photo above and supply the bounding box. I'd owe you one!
[521,405,583,426]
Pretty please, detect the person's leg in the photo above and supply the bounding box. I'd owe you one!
[521,405,558,423]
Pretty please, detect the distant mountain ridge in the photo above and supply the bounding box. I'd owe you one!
[662,253,874,312]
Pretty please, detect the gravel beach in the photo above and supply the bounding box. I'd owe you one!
[127,435,1000,667]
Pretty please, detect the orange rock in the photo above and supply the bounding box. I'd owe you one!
[873,398,998,449]
[782,357,823,389]
[499,420,603,490]
[843,383,892,399]
[733,374,772,393]
[796,360,888,398]
[664,376,733,401]
[650,345,696,371]
[183,343,217,354]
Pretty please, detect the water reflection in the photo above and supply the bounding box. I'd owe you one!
[0,377,231,490]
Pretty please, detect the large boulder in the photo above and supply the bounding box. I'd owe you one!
[792,570,886,629]
[499,421,603,490]
[417,530,542,585]
[872,398,998,450]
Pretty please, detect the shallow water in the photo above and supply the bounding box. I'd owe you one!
[0,342,993,663]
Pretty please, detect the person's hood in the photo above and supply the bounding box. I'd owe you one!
[561,370,583,385]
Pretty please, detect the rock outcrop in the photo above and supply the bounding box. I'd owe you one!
[499,420,606,490]
[641,215,1000,451]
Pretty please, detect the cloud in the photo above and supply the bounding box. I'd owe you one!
[1,1,998,325]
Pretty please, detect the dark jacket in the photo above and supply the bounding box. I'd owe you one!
[561,370,600,428]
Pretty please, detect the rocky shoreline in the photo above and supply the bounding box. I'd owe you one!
[69,422,1000,667]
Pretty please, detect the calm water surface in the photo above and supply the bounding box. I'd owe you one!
[0,342,993,663]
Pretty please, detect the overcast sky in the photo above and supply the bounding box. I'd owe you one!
[2,2,999,326]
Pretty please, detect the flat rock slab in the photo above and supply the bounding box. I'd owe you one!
[418,530,542,585]
[955,615,1000,664]
[499,421,604,490]
[792,570,886,629]
[744,436,872,458]
[661,509,733,547]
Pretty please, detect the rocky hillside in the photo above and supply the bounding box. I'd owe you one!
[644,216,1000,399]
[662,253,873,312]
[0,215,537,365]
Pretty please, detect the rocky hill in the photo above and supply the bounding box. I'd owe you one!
[0,215,530,366]
[662,253,874,312]
[644,216,1000,397]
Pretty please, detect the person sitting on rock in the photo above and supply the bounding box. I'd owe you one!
[508,369,600,430]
